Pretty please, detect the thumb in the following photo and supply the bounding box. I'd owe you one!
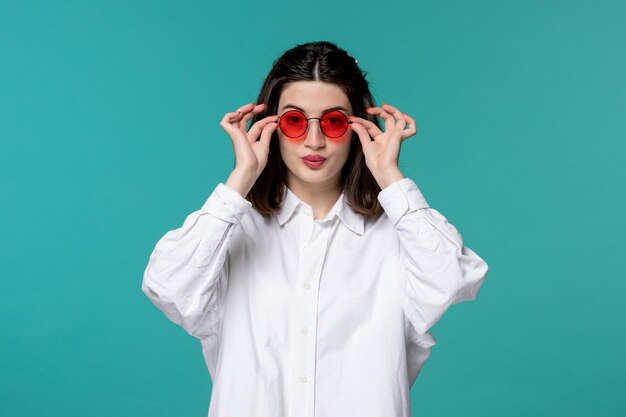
[258,121,278,147]
[350,122,372,149]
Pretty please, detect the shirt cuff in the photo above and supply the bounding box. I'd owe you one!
[377,177,430,225]
[201,183,253,224]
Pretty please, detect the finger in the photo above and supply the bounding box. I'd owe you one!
[224,110,242,123]
[349,115,383,140]
[219,117,240,138]
[247,115,280,144]
[225,102,257,124]
[239,103,267,131]
[349,115,381,130]
[366,106,396,133]
[224,102,254,123]
[402,113,418,139]
[258,120,279,147]
[349,121,373,149]
[381,103,407,131]
[236,102,256,113]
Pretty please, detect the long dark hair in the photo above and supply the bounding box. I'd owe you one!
[245,40,384,218]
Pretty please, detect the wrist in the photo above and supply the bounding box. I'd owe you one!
[373,167,405,190]
[226,169,257,197]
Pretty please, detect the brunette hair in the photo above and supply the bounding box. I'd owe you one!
[245,40,384,218]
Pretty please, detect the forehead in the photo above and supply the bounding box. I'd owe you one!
[278,81,352,113]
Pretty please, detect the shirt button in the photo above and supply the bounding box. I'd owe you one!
[299,374,307,383]
[304,282,311,289]
[301,326,309,335]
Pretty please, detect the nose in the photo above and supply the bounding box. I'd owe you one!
[303,119,326,148]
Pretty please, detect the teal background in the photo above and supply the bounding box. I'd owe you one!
[1,0,624,415]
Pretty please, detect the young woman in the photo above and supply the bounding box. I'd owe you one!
[142,40,489,417]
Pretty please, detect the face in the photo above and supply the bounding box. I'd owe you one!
[276,81,353,191]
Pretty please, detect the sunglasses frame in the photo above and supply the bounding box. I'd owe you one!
[277,109,353,139]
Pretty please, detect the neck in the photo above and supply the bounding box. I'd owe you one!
[287,176,342,220]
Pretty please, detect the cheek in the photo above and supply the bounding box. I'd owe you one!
[338,133,354,152]
[277,133,288,152]
[329,144,352,168]
[278,138,299,162]
[277,127,307,143]
[327,131,351,144]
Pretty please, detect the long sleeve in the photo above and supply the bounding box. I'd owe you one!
[141,183,252,340]
[377,177,489,339]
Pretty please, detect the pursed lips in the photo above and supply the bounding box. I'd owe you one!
[302,155,326,162]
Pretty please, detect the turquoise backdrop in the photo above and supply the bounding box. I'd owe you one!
[1,0,624,416]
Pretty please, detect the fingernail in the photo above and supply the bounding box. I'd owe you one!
[365,107,374,111]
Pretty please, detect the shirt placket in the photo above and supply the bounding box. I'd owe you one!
[290,212,333,417]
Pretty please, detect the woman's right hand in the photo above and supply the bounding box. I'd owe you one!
[219,102,280,180]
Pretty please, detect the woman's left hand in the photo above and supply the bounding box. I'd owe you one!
[348,103,417,176]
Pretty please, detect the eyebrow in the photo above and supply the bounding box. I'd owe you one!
[280,104,350,114]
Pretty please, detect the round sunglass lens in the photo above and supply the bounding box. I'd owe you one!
[279,110,307,137]
[320,111,349,137]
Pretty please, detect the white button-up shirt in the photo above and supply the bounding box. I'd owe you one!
[142,177,489,417]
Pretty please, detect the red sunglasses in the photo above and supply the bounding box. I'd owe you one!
[277,109,353,141]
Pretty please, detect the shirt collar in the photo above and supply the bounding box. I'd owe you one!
[276,186,364,236]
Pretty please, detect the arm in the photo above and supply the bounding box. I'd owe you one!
[377,177,489,339]
[141,182,252,339]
